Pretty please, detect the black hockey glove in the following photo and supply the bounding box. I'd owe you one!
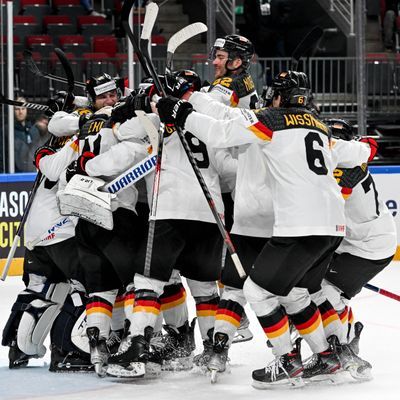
[45,91,75,118]
[33,145,56,169]
[110,95,136,124]
[164,74,191,98]
[156,96,193,129]
[66,151,95,182]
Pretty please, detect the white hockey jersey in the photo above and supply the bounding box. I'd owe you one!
[186,92,348,237]
[332,140,397,260]
[190,92,273,238]
[25,136,79,247]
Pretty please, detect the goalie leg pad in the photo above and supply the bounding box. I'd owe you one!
[17,283,70,356]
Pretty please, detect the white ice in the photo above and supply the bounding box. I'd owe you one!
[1,263,400,400]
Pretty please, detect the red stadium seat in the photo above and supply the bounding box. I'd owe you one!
[43,15,72,26]
[151,35,166,45]
[53,0,80,5]
[20,0,48,5]
[366,53,390,61]
[92,36,118,57]
[1,35,21,44]
[77,15,106,28]
[14,15,37,24]
[59,35,85,47]
[26,34,52,47]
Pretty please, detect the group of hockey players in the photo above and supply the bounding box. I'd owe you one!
[2,32,397,389]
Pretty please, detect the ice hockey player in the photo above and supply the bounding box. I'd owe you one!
[319,118,396,378]
[2,92,90,372]
[106,72,237,379]
[58,75,156,377]
[154,70,374,388]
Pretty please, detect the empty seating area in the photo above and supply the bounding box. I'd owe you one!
[8,0,167,96]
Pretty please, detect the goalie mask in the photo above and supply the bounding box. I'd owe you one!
[209,34,254,71]
[272,71,311,107]
[86,73,124,106]
[325,118,355,141]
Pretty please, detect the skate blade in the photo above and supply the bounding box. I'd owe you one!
[252,377,305,390]
[94,363,107,378]
[232,328,253,344]
[210,369,218,384]
[304,370,348,385]
[106,362,145,378]
[347,365,373,381]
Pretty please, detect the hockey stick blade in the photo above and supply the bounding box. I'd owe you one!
[54,48,75,93]
[135,110,159,151]
[166,22,208,72]
[291,26,323,71]
[141,2,159,41]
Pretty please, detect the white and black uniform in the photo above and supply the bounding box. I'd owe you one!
[323,140,397,298]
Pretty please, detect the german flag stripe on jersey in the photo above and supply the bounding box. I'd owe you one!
[294,309,322,335]
[160,288,187,311]
[215,308,242,327]
[348,307,354,324]
[113,295,125,309]
[262,315,290,339]
[125,292,135,307]
[133,298,161,315]
[86,298,113,318]
[321,308,340,328]
[339,307,348,324]
[196,302,218,317]
[230,91,239,107]
[341,187,353,199]
[248,121,273,141]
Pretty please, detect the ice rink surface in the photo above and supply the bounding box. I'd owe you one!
[1,262,400,400]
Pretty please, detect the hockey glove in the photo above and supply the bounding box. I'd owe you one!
[45,91,75,118]
[359,137,378,161]
[65,151,95,182]
[164,74,191,98]
[33,145,56,169]
[156,96,193,129]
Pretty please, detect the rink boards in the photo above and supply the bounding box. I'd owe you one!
[1,166,400,276]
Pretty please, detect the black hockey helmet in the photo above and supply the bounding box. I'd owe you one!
[173,69,201,92]
[324,118,354,141]
[271,71,311,107]
[209,34,254,70]
[85,73,124,104]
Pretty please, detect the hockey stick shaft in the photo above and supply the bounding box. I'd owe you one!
[1,171,45,281]
[364,283,400,302]
[23,49,86,88]
[0,94,49,111]
[291,26,323,71]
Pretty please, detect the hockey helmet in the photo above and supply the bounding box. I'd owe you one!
[324,118,354,141]
[173,69,201,92]
[209,34,254,70]
[85,73,124,104]
[271,71,311,107]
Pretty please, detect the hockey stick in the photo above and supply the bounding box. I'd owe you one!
[54,47,75,93]
[23,49,86,89]
[136,4,246,278]
[0,93,50,111]
[291,26,323,71]
[165,22,208,74]
[364,283,400,302]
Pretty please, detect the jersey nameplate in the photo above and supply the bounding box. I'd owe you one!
[283,113,329,135]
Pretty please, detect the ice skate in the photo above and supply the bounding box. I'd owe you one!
[149,319,196,371]
[348,321,364,355]
[87,327,109,377]
[232,313,253,344]
[106,329,124,354]
[332,336,372,381]
[49,344,94,373]
[303,335,341,383]
[8,339,31,369]
[193,328,214,370]
[107,331,151,378]
[252,338,304,389]
[208,332,230,383]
